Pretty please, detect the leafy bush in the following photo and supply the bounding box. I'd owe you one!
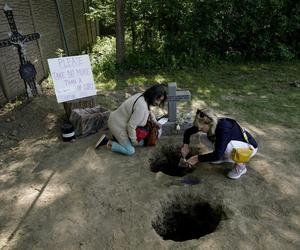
[90,0,299,72]
[124,0,299,64]
[91,36,116,78]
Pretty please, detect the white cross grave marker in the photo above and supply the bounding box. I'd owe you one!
[167,82,191,122]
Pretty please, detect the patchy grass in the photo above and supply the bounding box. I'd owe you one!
[95,61,300,128]
[94,61,300,166]
[0,98,24,117]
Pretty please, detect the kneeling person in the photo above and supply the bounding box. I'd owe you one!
[181,109,258,179]
[95,84,166,155]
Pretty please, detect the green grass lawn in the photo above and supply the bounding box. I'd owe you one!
[94,61,300,166]
[95,61,300,128]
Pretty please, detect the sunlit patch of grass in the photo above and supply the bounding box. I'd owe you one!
[153,74,168,83]
[93,61,300,128]
[196,88,211,95]
[95,80,116,91]
[126,76,149,85]
[0,98,23,117]
[42,74,54,89]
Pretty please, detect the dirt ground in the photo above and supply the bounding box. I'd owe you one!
[0,88,299,250]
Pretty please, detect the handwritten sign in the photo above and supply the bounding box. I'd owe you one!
[47,55,96,103]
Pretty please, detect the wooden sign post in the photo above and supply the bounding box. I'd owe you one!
[47,55,97,118]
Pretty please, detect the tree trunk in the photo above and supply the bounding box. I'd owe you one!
[128,1,136,51]
[115,0,125,64]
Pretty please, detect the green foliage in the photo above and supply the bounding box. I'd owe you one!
[87,0,115,25]
[55,48,66,57]
[90,0,299,70]
[86,0,115,36]
[44,74,54,89]
[0,98,23,113]
[91,36,116,78]
[123,0,300,67]
[95,61,300,129]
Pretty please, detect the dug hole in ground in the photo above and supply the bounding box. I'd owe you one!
[0,90,299,250]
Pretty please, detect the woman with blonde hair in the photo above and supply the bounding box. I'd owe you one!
[181,108,258,179]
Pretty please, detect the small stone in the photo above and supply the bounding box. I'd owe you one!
[5,118,11,123]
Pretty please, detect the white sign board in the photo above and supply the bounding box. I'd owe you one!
[47,55,96,103]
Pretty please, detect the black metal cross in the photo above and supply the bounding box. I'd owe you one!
[0,3,41,97]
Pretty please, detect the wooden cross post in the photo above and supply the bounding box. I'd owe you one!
[0,3,41,97]
[167,82,191,122]
[160,82,191,136]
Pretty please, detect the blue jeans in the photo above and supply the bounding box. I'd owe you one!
[111,139,144,156]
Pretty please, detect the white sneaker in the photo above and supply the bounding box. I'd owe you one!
[211,157,234,164]
[227,164,247,179]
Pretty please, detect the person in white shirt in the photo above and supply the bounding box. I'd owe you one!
[95,84,167,155]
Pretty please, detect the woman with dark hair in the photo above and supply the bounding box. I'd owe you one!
[95,84,167,155]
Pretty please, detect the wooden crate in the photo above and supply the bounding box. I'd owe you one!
[63,97,95,119]
[69,106,110,137]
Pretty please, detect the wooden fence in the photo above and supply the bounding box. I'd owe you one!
[0,0,99,104]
